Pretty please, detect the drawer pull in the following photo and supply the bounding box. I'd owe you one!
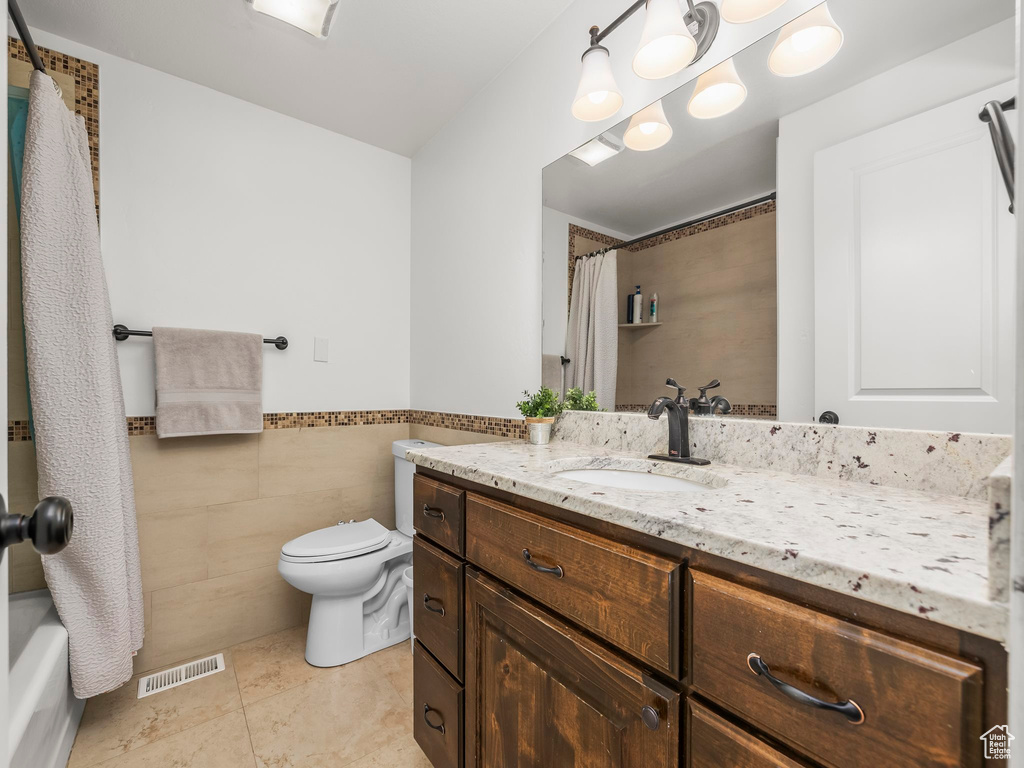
[640,705,660,730]
[422,504,445,520]
[423,704,446,734]
[423,594,446,616]
[747,653,865,725]
[522,548,564,578]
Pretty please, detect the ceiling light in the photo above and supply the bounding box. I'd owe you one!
[720,0,787,24]
[245,0,339,38]
[624,100,673,151]
[572,45,624,122]
[569,135,624,167]
[688,57,747,119]
[768,2,843,77]
[632,0,697,80]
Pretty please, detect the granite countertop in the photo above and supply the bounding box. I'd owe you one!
[406,440,1007,643]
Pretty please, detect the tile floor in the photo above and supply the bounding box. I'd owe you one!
[67,627,432,768]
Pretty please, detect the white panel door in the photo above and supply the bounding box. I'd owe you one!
[814,81,1016,433]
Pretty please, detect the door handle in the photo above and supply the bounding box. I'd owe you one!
[0,494,74,554]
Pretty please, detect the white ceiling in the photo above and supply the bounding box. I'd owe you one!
[543,0,1016,236]
[20,0,577,157]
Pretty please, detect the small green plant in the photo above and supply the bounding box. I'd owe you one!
[516,386,561,419]
[562,388,603,412]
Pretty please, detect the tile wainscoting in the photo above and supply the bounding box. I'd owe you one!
[7,409,519,676]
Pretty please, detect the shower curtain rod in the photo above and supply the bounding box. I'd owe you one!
[8,0,46,74]
[575,192,777,261]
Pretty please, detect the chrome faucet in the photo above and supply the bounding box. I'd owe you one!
[647,382,710,466]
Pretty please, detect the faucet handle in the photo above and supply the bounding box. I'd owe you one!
[697,379,721,397]
[665,378,686,404]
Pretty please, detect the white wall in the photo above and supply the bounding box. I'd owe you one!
[541,206,628,357]
[410,0,820,417]
[776,20,1015,423]
[29,29,412,416]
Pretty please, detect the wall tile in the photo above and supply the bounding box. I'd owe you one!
[257,423,407,498]
[141,565,299,673]
[9,541,45,592]
[130,433,259,514]
[137,506,208,591]
[206,489,345,578]
[408,424,511,447]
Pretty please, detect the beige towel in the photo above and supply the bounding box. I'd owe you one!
[153,327,264,438]
[20,71,144,697]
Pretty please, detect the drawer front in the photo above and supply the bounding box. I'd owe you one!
[413,475,465,556]
[690,571,984,768]
[414,641,463,768]
[414,536,464,681]
[465,493,682,677]
[688,699,811,768]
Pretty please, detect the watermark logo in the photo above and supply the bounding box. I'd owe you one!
[980,725,1014,760]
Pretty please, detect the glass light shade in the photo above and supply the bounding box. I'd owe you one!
[720,0,787,24]
[624,100,673,151]
[247,0,338,37]
[688,57,747,119]
[632,0,697,80]
[572,46,624,122]
[768,2,843,77]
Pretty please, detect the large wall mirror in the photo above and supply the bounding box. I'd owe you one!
[542,0,1016,434]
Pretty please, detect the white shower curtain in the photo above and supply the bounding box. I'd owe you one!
[565,250,617,411]
[20,71,144,697]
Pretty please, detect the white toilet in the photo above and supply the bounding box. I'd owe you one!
[278,439,439,667]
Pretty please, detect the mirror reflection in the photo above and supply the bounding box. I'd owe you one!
[542,0,1016,433]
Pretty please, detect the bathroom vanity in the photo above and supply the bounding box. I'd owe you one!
[407,424,1009,768]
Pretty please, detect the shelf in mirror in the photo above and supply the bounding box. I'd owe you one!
[618,322,662,328]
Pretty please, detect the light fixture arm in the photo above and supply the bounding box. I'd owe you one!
[585,0,720,65]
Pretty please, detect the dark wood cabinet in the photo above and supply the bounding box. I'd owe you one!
[415,641,463,768]
[414,474,466,556]
[465,569,681,768]
[687,699,813,768]
[414,536,465,681]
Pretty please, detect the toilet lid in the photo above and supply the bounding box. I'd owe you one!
[282,519,390,559]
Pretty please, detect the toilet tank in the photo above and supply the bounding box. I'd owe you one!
[392,440,439,537]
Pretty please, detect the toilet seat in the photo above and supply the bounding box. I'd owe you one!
[281,519,390,563]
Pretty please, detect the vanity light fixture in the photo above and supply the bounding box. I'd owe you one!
[688,56,747,118]
[568,135,624,166]
[720,0,787,24]
[572,45,625,122]
[768,2,843,77]
[572,0,720,121]
[624,99,673,151]
[632,0,697,80]
[244,0,339,38]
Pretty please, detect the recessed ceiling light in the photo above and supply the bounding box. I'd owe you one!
[569,135,623,167]
[245,0,339,38]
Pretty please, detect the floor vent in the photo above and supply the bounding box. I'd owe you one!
[137,653,225,699]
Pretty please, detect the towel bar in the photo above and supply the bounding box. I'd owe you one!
[113,324,288,350]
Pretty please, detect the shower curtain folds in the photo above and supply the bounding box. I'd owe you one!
[565,250,618,412]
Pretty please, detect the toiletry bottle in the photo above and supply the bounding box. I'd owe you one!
[626,292,633,324]
[633,285,643,324]
[650,292,658,324]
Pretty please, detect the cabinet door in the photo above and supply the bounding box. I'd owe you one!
[465,569,680,768]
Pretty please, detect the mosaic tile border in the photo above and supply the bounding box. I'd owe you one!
[615,403,777,420]
[567,223,625,313]
[8,38,99,213]
[13,410,529,440]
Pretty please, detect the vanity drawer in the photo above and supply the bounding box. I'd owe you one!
[414,536,464,681]
[689,571,984,768]
[465,493,682,677]
[414,641,463,768]
[687,699,813,768]
[413,475,465,556]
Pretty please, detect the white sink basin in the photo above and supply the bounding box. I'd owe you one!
[553,468,710,493]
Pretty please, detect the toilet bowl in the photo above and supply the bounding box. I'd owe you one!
[278,439,438,667]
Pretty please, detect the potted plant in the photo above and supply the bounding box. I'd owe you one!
[561,388,603,412]
[516,386,561,445]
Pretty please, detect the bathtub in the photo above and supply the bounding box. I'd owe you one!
[9,590,84,768]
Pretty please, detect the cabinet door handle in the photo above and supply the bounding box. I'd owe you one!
[423,704,446,734]
[522,548,563,578]
[422,504,445,520]
[640,705,660,730]
[746,653,864,725]
[423,594,446,616]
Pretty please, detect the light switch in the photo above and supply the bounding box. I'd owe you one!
[314,337,329,362]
